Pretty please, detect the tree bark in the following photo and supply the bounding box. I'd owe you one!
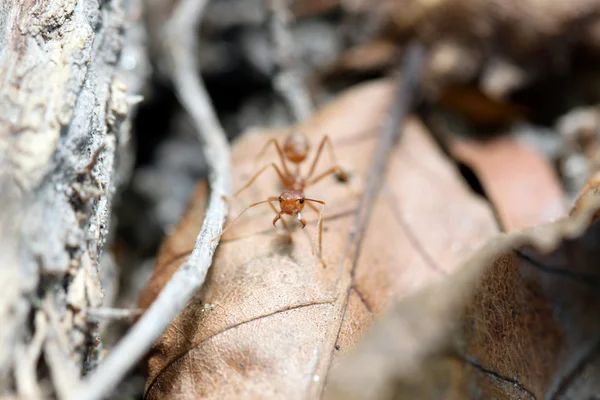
[0,0,148,396]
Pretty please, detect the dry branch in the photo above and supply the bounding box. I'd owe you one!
[86,307,144,322]
[71,0,232,398]
[343,41,425,264]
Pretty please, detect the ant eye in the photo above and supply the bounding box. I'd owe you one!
[279,195,283,202]
[299,199,304,204]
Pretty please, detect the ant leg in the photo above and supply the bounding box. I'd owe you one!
[306,199,326,267]
[211,197,279,242]
[305,135,348,182]
[305,166,342,188]
[231,163,290,200]
[255,138,292,178]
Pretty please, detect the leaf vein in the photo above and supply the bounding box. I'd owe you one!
[145,298,337,398]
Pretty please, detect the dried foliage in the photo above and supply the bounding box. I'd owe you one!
[139,79,499,398]
[447,133,566,230]
[324,183,600,400]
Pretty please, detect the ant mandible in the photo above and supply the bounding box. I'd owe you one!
[211,130,348,261]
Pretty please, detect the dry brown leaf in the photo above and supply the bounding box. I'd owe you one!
[139,79,499,399]
[447,133,567,230]
[324,175,600,400]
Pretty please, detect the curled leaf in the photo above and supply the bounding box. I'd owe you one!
[324,174,600,400]
[447,132,567,230]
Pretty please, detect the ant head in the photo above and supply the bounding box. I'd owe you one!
[278,190,305,215]
[283,131,309,164]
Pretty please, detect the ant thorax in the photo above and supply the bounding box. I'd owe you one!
[288,175,305,191]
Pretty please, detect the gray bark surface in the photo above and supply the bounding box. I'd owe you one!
[0,0,148,395]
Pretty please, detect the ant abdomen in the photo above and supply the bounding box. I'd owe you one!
[283,131,309,163]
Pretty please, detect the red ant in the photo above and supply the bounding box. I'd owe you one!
[212,130,348,261]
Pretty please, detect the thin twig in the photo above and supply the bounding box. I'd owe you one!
[348,42,425,262]
[268,0,314,121]
[70,0,232,398]
[318,42,425,398]
[44,298,81,400]
[86,307,143,322]
[45,337,80,400]
[317,42,424,397]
